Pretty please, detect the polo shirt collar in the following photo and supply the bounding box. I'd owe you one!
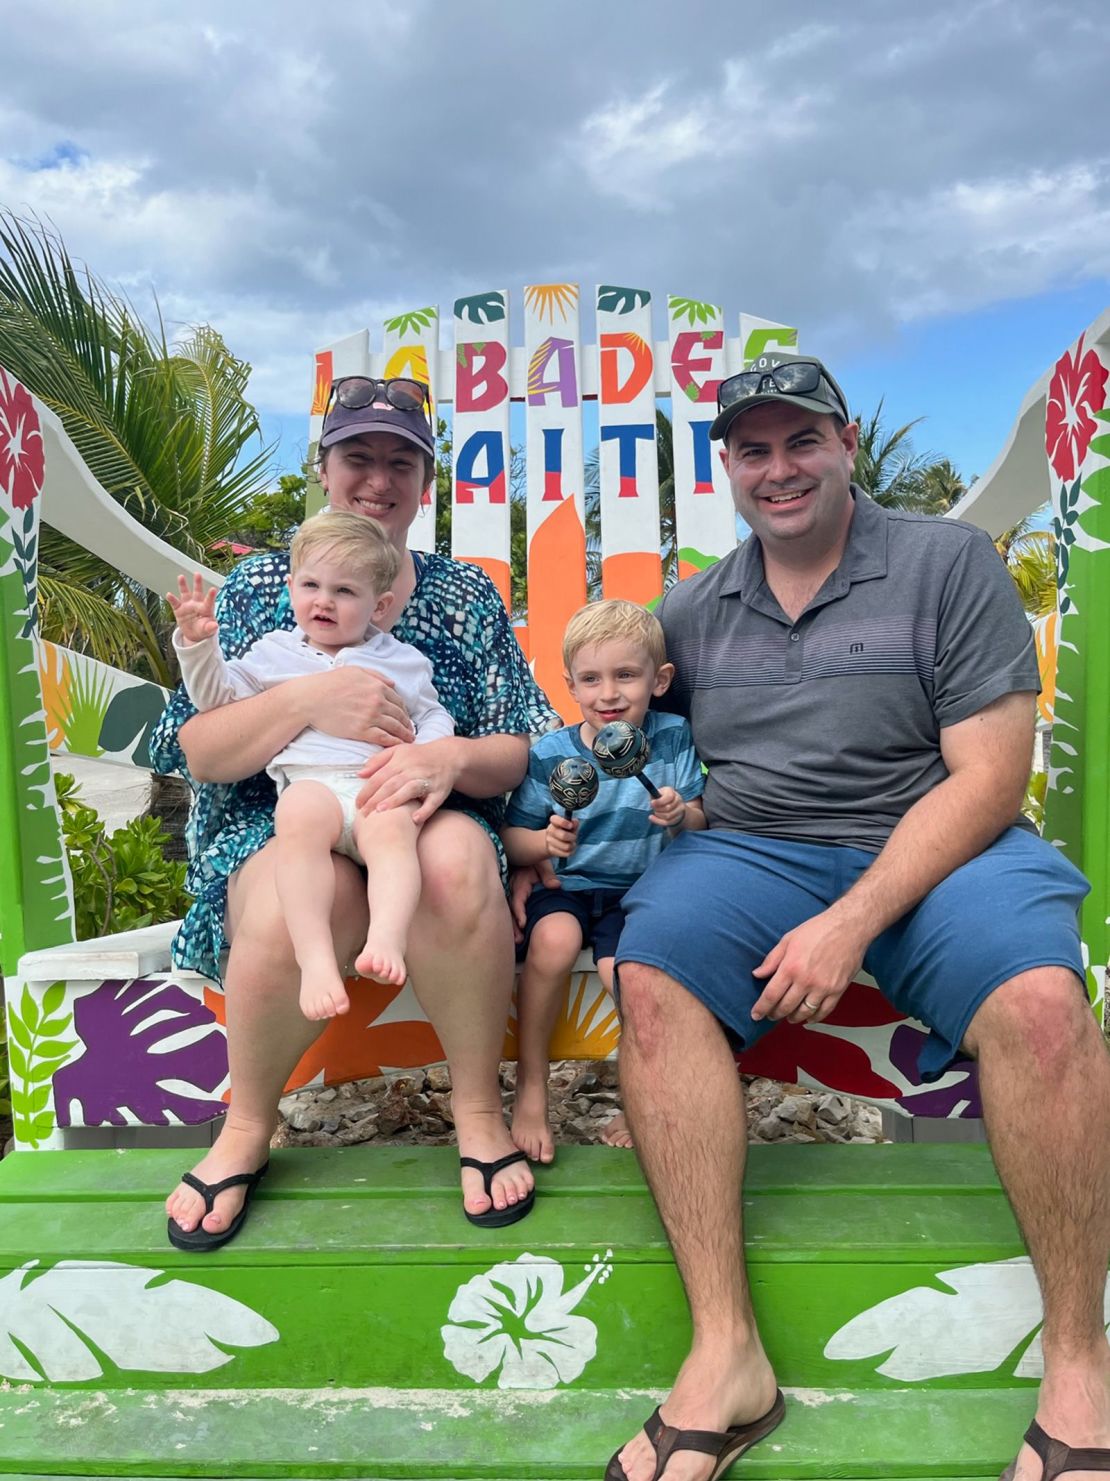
[721,486,889,608]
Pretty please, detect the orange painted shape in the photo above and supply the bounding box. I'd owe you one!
[678,558,701,581]
[513,623,531,661]
[459,554,511,612]
[284,977,446,1091]
[1034,610,1058,724]
[528,497,588,722]
[311,351,333,415]
[601,551,663,606]
[600,331,652,404]
[38,641,72,750]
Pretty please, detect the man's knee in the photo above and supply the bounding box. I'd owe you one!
[965,966,1098,1072]
[616,961,682,1054]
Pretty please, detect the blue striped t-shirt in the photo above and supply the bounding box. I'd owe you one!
[504,711,704,891]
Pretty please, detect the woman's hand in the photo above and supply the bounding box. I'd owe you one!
[307,667,415,749]
[167,574,218,644]
[357,738,460,825]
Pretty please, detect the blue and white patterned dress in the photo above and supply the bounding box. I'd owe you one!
[150,549,560,983]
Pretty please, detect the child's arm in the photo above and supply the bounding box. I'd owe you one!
[501,816,578,865]
[408,661,456,744]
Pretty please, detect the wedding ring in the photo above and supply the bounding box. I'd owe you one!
[802,997,820,1013]
[416,778,430,796]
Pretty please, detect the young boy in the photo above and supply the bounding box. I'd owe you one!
[501,600,705,1162]
[168,511,454,1020]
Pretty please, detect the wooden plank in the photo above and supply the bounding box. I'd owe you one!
[0,1186,1026,1266]
[451,289,513,610]
[666,292,735,575]
[0,1144,1007,1203]
[0,1385,1037,1478]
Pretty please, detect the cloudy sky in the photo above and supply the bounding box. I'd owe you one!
[2,0,1108,485]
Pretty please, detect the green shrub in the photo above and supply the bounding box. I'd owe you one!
[54,772,193,939]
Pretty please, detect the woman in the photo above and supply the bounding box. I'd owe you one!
[153,376,559,1247]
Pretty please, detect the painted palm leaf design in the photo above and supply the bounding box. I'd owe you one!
[668,296,718,327]
[596,285,651,315]
[383,307,437,338]
[825,1257,1110,1380]
[0,1259,278,1381]
[454,292,506,325]
[524,284,579,324]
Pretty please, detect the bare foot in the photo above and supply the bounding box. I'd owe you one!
[354,930,408,987]
[600,1109,634,1149]
[298,967,350,1020]
[164,1117,272,1238]
[455,1104,536,1219]
[511,1079,556,1163]
[609,1343,779,1481]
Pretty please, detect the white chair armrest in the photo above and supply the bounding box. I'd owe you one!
[16,920,183,982]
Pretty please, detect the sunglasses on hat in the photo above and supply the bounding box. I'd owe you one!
[325,376,432,418]
[716,359,849,424]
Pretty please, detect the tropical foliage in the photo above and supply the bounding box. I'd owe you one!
[851,403,966,514]
[0,212,273,684]
[996,509,1056,617]
[54,772,191,940]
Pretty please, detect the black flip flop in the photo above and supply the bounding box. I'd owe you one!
[460,1150,536,1228]
[167,1162,270,1252]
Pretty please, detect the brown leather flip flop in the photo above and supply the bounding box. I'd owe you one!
[999,1419,1110,1481]
[605,1390,786,1481]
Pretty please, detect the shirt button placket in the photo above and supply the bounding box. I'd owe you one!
[787,626,803,681]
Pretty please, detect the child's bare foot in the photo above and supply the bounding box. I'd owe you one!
[354,930,408,987]
[298,968,350,1020]
[601,1110,634,1149]
[511,1080,556,1163]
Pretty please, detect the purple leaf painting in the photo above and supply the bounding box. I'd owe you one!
[52,978,229,1127]
[890,1024,983,1119]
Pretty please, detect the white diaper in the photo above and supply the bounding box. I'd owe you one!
[273,765,367,864]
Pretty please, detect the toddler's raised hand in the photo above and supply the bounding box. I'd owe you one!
[545,813,579,859]
[168,573,218,644]
[649,785,687,829]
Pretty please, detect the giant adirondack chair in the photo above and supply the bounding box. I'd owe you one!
[0,289,1106,1480]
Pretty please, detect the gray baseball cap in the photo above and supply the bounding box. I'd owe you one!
[710,352,851,442]
[319,398,435,457]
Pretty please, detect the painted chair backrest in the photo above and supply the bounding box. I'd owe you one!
[2,292,1106,1150]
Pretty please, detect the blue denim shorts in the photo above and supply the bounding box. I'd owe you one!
[615,827,1089,1082]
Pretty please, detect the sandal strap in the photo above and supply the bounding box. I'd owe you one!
[180,1163,269,1214]
[459,1150,528,1193]
[1026,1421,1110,1478]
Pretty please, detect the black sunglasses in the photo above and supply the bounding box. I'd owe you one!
[326,376,432,417]
[717,360,849,424]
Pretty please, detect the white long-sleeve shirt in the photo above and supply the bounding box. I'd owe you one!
[174,625,455,781]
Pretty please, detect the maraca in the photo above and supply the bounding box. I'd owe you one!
[549,756,600,818]
[591,720,660,798]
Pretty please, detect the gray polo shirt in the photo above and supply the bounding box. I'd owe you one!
[658,488,1039,853]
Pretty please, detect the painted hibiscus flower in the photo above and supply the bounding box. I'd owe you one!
[0,370,45,511]
[1045,334,1108,483]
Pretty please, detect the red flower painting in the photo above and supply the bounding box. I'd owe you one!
[1045,335,1108,483]
[0,370,45,510]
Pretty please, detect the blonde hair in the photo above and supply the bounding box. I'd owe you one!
[290,510,400,593]
[563,599,667,672]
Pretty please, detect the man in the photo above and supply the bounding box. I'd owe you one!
[604,354,1110,1481]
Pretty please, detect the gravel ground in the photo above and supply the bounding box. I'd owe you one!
[272,1059,886,1149]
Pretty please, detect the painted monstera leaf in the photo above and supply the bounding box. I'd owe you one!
[442,1251,613,1390]
[597,285,651,315]
[825,1257,1110,1380]
[454,291,506,325]
[0,1260,278,1381]
[98,680,170,766]
[52,978,228,1128]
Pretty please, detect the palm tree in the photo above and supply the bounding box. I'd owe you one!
[996,509,1056,617]
[852,403,967,516]
[0,212,273,684]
